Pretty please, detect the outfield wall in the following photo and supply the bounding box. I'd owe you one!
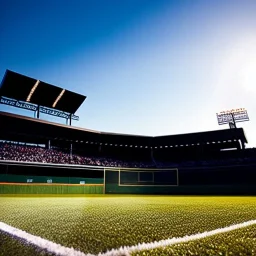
[0,161,104,194]
[0,183,103,194]
[105,183,256,195]
[0,160,256,195]
[105,165,256,195]
[0,174,103,184]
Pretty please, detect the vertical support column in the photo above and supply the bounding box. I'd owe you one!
[37,105,40,119]
[176,168,179,186]
[48,140,51,149]
[69,114,72,126]
[150,147,157,167]
[236,139,241,150]
[229,113,237,129]
[151,147,153,158]
[200,142,205,160]
[70,143,73,157]
[232,113,237,128]
[118,169,121,186]
[103,168,106,194]
[240,140,245,150]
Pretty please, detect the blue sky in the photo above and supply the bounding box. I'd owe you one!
[0,0,256,147]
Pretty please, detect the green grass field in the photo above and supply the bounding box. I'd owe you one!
[0,196,256,255]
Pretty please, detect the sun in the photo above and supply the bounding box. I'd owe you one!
[214,36,256,99]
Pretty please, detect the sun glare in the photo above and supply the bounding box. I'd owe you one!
[241,55,256,94]
[215,37,256,100]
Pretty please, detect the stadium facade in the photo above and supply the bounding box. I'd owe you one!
[0,70,255,195]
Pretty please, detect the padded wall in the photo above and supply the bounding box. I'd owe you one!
[0,174,103,184]
[0,184,103,194]
[0,174,104,194]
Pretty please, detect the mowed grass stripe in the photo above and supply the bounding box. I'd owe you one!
[1,220,256,256]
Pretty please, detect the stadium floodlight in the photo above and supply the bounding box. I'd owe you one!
[26,80,40,102]
[216,108,249,129]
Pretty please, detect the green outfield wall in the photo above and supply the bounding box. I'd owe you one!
[0,184,103,194]
[0,174,103,184]
[104,168,256,195]
[1,161,256,195]
[105,184,256,195]
[0,174,104,194]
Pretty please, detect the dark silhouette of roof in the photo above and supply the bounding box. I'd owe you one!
[0,70,86,114]
[0,111,247,147]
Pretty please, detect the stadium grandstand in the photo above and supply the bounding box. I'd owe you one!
[0,70,256,195]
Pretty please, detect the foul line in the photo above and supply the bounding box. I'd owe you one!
[0,220,256,256]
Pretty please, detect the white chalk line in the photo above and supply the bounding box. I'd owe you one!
[0,220,256,256]
[0,221,91,256]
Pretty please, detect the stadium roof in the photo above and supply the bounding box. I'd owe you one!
[0,70,86,114]
[0,111,248,147]
[153,129,248,146]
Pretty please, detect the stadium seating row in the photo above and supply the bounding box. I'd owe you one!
[1,142,256,168]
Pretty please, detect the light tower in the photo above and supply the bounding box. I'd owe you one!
[216,108,249,129]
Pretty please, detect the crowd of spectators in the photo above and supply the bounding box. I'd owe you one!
[1,142,256,168]
[0,142,155,168]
